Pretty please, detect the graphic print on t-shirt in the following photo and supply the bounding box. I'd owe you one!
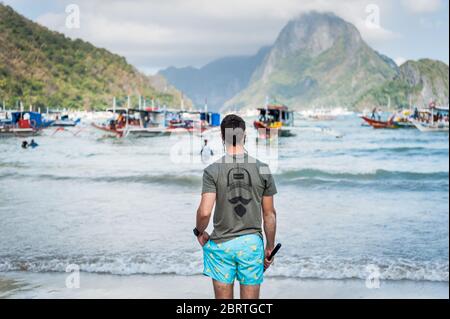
[227,167,253,217]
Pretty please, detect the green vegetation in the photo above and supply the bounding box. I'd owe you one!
[0,4,187,110]
[227,38,399,110]
[225,13,400,111]
[356,59,449,109]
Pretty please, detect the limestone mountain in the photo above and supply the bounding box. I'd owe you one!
[225,12,399,111]
[0,4,189,110]
[356,59,449,109]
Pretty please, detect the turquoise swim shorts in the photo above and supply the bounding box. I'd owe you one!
[203,234,265,285]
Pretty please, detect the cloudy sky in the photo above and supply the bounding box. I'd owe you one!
[3,0,449,74]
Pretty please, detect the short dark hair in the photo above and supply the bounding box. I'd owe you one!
[221,114,246,146]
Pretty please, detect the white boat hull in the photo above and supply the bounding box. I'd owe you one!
[0,127,41,137]
[412,120,449,133]
[52,120,79,127]
[124,127,171,138]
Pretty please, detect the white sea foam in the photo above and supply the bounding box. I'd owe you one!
[0,255,447,282]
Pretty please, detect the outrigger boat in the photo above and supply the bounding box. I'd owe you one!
[92,108,171,138]
[360,110,414,129]
[93,106,221,138]
[47,111,81,127]
[165,110,215,134]
[166,110,220,135]
[0,111,53,137]
[254,104,294,139]
[360,116,399,129]
[411,105,449,133]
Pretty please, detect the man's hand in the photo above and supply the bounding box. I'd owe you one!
[264,246,275,271]
[197,232,210,247]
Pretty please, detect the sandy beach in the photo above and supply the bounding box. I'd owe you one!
[0,272,448,299]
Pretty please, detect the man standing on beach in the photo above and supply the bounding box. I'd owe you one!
[194,115,278,299]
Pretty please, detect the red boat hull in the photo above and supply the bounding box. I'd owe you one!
[361,116,398,129]
[91,123,124,137]
[253,121,293,139]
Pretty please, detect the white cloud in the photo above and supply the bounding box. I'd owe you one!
[33,0,401,72]
[401,0,442,13]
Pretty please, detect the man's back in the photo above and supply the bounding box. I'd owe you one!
[195,114,278,299]
[202,153,277,243]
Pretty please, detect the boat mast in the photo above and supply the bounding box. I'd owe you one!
[181,93,185,112]
[387,95,391,112]
[431,106,434,125]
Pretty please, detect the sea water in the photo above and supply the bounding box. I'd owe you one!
[0,115,448,282]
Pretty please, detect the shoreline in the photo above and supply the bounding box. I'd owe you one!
[1,272,448,299]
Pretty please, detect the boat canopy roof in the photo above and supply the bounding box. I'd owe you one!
[106,108,128,114]
[418,106,449,114]
[106,108,165,114]
[180,110,201,115]
[258,105,290,112]
[434,106,449,113]
[46,110,67,114]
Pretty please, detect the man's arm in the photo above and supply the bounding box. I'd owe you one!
[262,195,277,270]
[196,193,216,246]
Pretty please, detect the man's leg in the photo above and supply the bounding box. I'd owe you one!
[213,280,234,299]
[240,284,260,299]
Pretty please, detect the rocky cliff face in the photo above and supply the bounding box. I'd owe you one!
[400,59,449,106]
[224,12,399,111]
[356,59,449,108]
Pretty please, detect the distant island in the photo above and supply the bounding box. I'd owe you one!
[161,12,449,112]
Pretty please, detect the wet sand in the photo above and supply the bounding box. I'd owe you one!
[1,272,448,299]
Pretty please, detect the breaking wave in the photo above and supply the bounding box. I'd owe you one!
[1,169,447,191]
[276,169,449,182]
[0,254,447,282]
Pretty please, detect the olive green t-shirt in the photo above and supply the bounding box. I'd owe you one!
[202,153,277,243]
